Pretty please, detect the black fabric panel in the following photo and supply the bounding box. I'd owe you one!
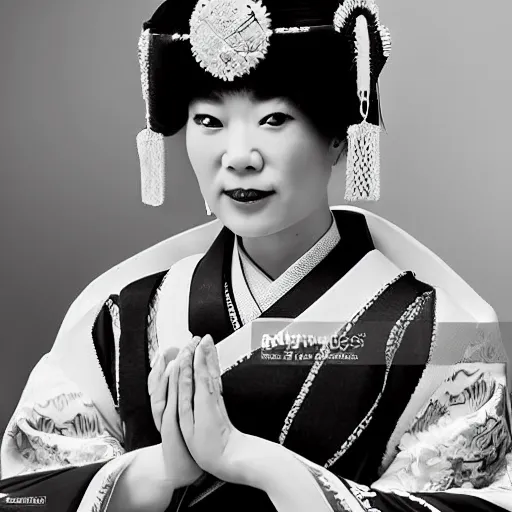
[188,226,235,342]
[330,277,435,484]
[118,271,167,452]
[186,481,277,512]
[92,294,119,408]
[0,461,107,512]
[416,492,508,512]
[370,490,508,512]
[283,272,429,471]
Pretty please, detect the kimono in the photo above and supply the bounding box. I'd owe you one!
[1,207,511,512]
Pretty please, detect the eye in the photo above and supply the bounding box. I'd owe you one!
[260,113,293,127]
[193,114,222,128]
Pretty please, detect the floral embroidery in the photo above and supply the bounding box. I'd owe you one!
[460,325,508,364]
[385,366,512,491]
[5,391,124,473]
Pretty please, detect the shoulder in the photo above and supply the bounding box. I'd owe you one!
[119,253,204,298]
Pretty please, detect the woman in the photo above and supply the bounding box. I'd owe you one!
[1,0,511,511]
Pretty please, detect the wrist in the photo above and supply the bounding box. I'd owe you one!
[230,435,290,490]
[134,443,176,492]
[236,443,334,512]
[107,444,175,511]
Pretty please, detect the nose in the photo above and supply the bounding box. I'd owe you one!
[222,127,263,174]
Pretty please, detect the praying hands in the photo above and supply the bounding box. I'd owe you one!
[148,335,255,487]
[148,336,336,512]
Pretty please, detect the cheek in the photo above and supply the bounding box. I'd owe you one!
[273,133,330,191]
[186,128,217,183]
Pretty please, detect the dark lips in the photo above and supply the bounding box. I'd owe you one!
[224,189,275,202]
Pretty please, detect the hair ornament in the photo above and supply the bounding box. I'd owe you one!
[343,9,381,201]
[136,128,166,206]
[378,24,392,58]
[334,0,392,60]
[189,0,272,82]
[136,28,166,206]
[135,0,392,206]
[334,0,379,31]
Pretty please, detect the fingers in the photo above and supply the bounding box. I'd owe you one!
[158,356,179,434]
[149,355,168,432]
[203,335,223,396]
[201,336,229,420]
[194,336,215,394]
[148,346,180,398]
[178,340,197,438]
[149,341,198,432]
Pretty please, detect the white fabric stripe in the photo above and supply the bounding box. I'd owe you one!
[155,254,204,354]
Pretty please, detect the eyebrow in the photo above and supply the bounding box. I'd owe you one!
[192,91,292,107]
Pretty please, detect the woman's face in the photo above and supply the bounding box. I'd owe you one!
[186,91,337,238]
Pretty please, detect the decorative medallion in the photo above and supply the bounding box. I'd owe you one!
[189,0,272,81]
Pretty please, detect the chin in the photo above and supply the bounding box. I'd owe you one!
[218,207,284,238]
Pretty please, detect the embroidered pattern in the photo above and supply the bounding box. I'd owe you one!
[278,271,409,446]
[376,365,512,493]
[224,281,242,331]
[137,29,151,126]
[4,389,124,473]
[299,460,355,511]
[460,323,508,365]
[82,453,135,512]
[91,468,118,512]
[333,0,391,58]
[392,490,442,512]
[345,480,379,511]
[334,0,380,30]
[105,298,121,407]
[189,0,272,81]
[426,289,438,365]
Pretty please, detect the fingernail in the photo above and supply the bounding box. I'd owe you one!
[201,336,212,353]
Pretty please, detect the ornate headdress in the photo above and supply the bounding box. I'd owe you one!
[136,0,391,206]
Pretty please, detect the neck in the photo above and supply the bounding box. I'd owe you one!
[240,205,333,280]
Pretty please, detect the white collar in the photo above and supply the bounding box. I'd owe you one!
[234,212,341,317]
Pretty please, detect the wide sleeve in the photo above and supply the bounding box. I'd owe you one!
[283,321,512,512]
[0,296,142,512]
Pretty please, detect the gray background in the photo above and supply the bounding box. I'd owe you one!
[1,0,511,439]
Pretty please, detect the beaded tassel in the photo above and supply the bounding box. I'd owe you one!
[344,15,381,202]
[137,28,166,206]
[136,128,166,207]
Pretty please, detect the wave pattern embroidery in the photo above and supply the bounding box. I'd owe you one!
[6,391,124,472]
[391,367,512,491]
